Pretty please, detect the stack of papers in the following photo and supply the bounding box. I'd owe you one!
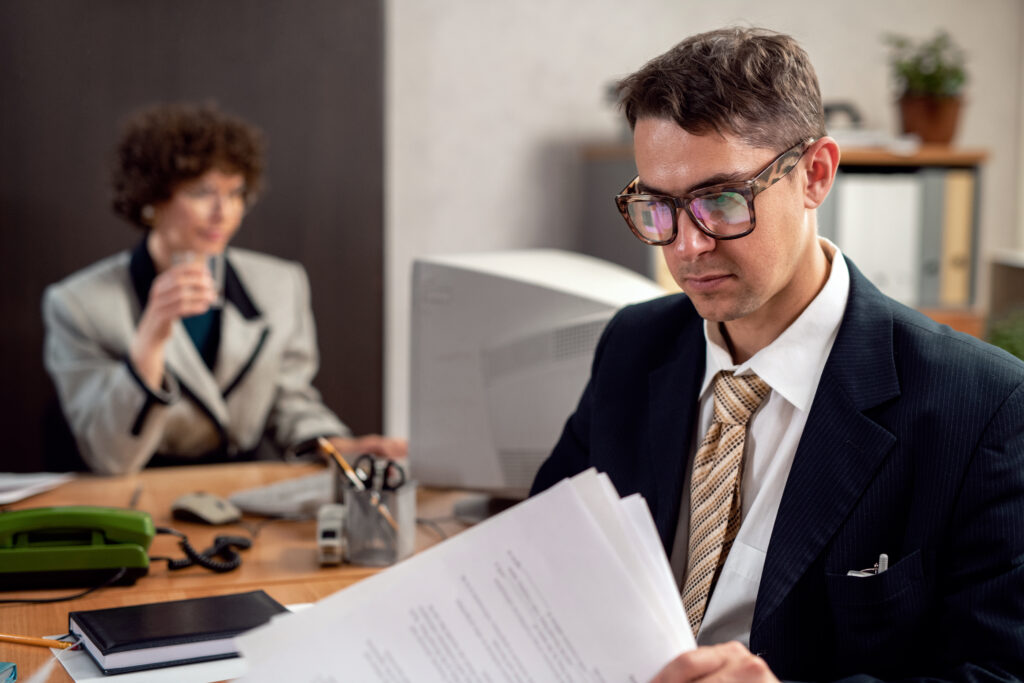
[236,469,694,681]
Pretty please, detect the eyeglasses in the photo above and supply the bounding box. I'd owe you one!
[615,138,816,245]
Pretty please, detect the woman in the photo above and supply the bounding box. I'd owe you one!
[43,103,404,475]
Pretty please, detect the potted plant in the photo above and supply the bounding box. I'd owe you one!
[884,30,967,145]
[989,311,1024,361]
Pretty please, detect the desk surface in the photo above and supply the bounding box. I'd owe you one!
[0,461,472,681]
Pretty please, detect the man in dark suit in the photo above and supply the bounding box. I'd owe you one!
[530,27,1024,682]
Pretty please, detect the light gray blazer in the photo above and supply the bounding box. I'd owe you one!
[42,243,350,475]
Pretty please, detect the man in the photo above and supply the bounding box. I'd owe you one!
[531,28,1024,682]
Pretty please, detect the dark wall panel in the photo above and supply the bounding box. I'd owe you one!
[0,0,384,471]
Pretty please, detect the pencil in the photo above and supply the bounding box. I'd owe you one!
[316,437,399,532]
[0,633,73,649]
[316,437,366,491]
[374,498,400,532]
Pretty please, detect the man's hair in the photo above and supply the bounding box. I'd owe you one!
[112,102,265,229]
[617,27,826,149]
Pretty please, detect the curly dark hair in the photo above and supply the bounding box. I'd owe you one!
[112,102,265,229]
[617,27,826,150]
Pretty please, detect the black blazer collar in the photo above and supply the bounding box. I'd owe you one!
[646,299,706,551]
[751,257,901,636]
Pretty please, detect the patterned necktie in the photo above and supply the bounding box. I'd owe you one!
[682,370,770,636]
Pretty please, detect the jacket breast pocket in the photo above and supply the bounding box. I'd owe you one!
[825,549,928,663]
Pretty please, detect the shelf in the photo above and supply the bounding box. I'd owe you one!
[581,142,989,168]
[918,308,986,338]
[838,146,987,168]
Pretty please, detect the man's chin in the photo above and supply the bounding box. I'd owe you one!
[686,294,753,324]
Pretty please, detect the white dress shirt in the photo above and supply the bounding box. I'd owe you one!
[668,239,850,646]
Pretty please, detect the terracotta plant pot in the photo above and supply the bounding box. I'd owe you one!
[898,95,962,145]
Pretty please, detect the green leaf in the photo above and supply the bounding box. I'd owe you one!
[883,30,966,97]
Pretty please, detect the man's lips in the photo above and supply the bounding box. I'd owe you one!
[681,273,732,293]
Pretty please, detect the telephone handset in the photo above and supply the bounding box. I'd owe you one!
[0,506,154,589]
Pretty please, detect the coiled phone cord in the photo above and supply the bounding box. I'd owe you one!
[152,527,251,573]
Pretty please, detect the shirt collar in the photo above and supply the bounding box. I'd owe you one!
[700,238,850,411]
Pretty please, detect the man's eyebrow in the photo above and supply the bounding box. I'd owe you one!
[637,170,751,196]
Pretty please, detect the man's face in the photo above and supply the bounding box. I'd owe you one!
[633,118,821,330]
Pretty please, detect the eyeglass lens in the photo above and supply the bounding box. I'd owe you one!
[689,192,750,234]
[628,190,752,242]
[626,202,675,243]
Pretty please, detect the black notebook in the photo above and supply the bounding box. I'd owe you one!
[68,589,288,675]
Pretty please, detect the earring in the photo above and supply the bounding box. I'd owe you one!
[141,205,155,223]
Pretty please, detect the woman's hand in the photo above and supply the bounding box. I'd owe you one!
[130,259,217,389]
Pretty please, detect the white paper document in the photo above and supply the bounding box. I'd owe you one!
[45,642,246,683]
[236,469,694,682]
[0,472,74,504]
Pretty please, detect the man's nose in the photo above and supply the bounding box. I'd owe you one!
[670,209,717,260]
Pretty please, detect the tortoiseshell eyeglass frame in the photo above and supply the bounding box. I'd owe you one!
[615,138,817,245]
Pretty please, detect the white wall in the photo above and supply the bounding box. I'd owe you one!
[386,0,1023,436]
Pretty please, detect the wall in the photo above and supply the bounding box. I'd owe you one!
[386,0,1024,436]
[0,0,384,471]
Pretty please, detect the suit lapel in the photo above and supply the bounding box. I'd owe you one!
[648,318,706,552]
[127,241,229,425]
[214,303,269,396]
[164,322,230,425]
[130,246,270,433]
[751,260,901,636]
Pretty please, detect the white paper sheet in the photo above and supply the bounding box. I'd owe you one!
[48,642,246,683]
[236,469,692,682]
[0,472,74,504]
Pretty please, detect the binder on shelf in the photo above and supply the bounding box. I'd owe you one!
[939,170,975,307]
[836,174,923,307]
[917,168,947,309]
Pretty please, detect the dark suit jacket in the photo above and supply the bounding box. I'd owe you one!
[531,258,1024,682]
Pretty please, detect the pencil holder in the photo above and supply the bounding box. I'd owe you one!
[342,482,417,566]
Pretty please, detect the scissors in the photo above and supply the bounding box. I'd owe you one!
[354,454,406,492]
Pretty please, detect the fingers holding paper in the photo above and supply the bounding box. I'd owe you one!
[652,642,778,683]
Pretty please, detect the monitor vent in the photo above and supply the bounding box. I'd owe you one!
[482,336,548,383]
[482,318,607,383]
[553,319,606,361]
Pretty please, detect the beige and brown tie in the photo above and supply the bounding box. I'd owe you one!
[682,370,770,636]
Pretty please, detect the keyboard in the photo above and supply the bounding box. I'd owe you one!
[229,471,334,518]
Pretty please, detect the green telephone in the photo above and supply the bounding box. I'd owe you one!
[0,506,154,589]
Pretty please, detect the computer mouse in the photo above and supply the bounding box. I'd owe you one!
[171,491,243,525]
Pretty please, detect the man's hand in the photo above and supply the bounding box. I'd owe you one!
[652,642,778,683]
[329,434,408,461]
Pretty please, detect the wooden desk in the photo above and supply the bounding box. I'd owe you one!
[0,462,472,681]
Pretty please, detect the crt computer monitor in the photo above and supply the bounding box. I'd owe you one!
[408,249,665,514]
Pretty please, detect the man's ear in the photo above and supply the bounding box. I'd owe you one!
[803,137,840,209]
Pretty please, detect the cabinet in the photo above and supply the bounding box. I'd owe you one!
[818,146,987,312]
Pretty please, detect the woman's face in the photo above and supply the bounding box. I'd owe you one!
[150,168,247,256]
